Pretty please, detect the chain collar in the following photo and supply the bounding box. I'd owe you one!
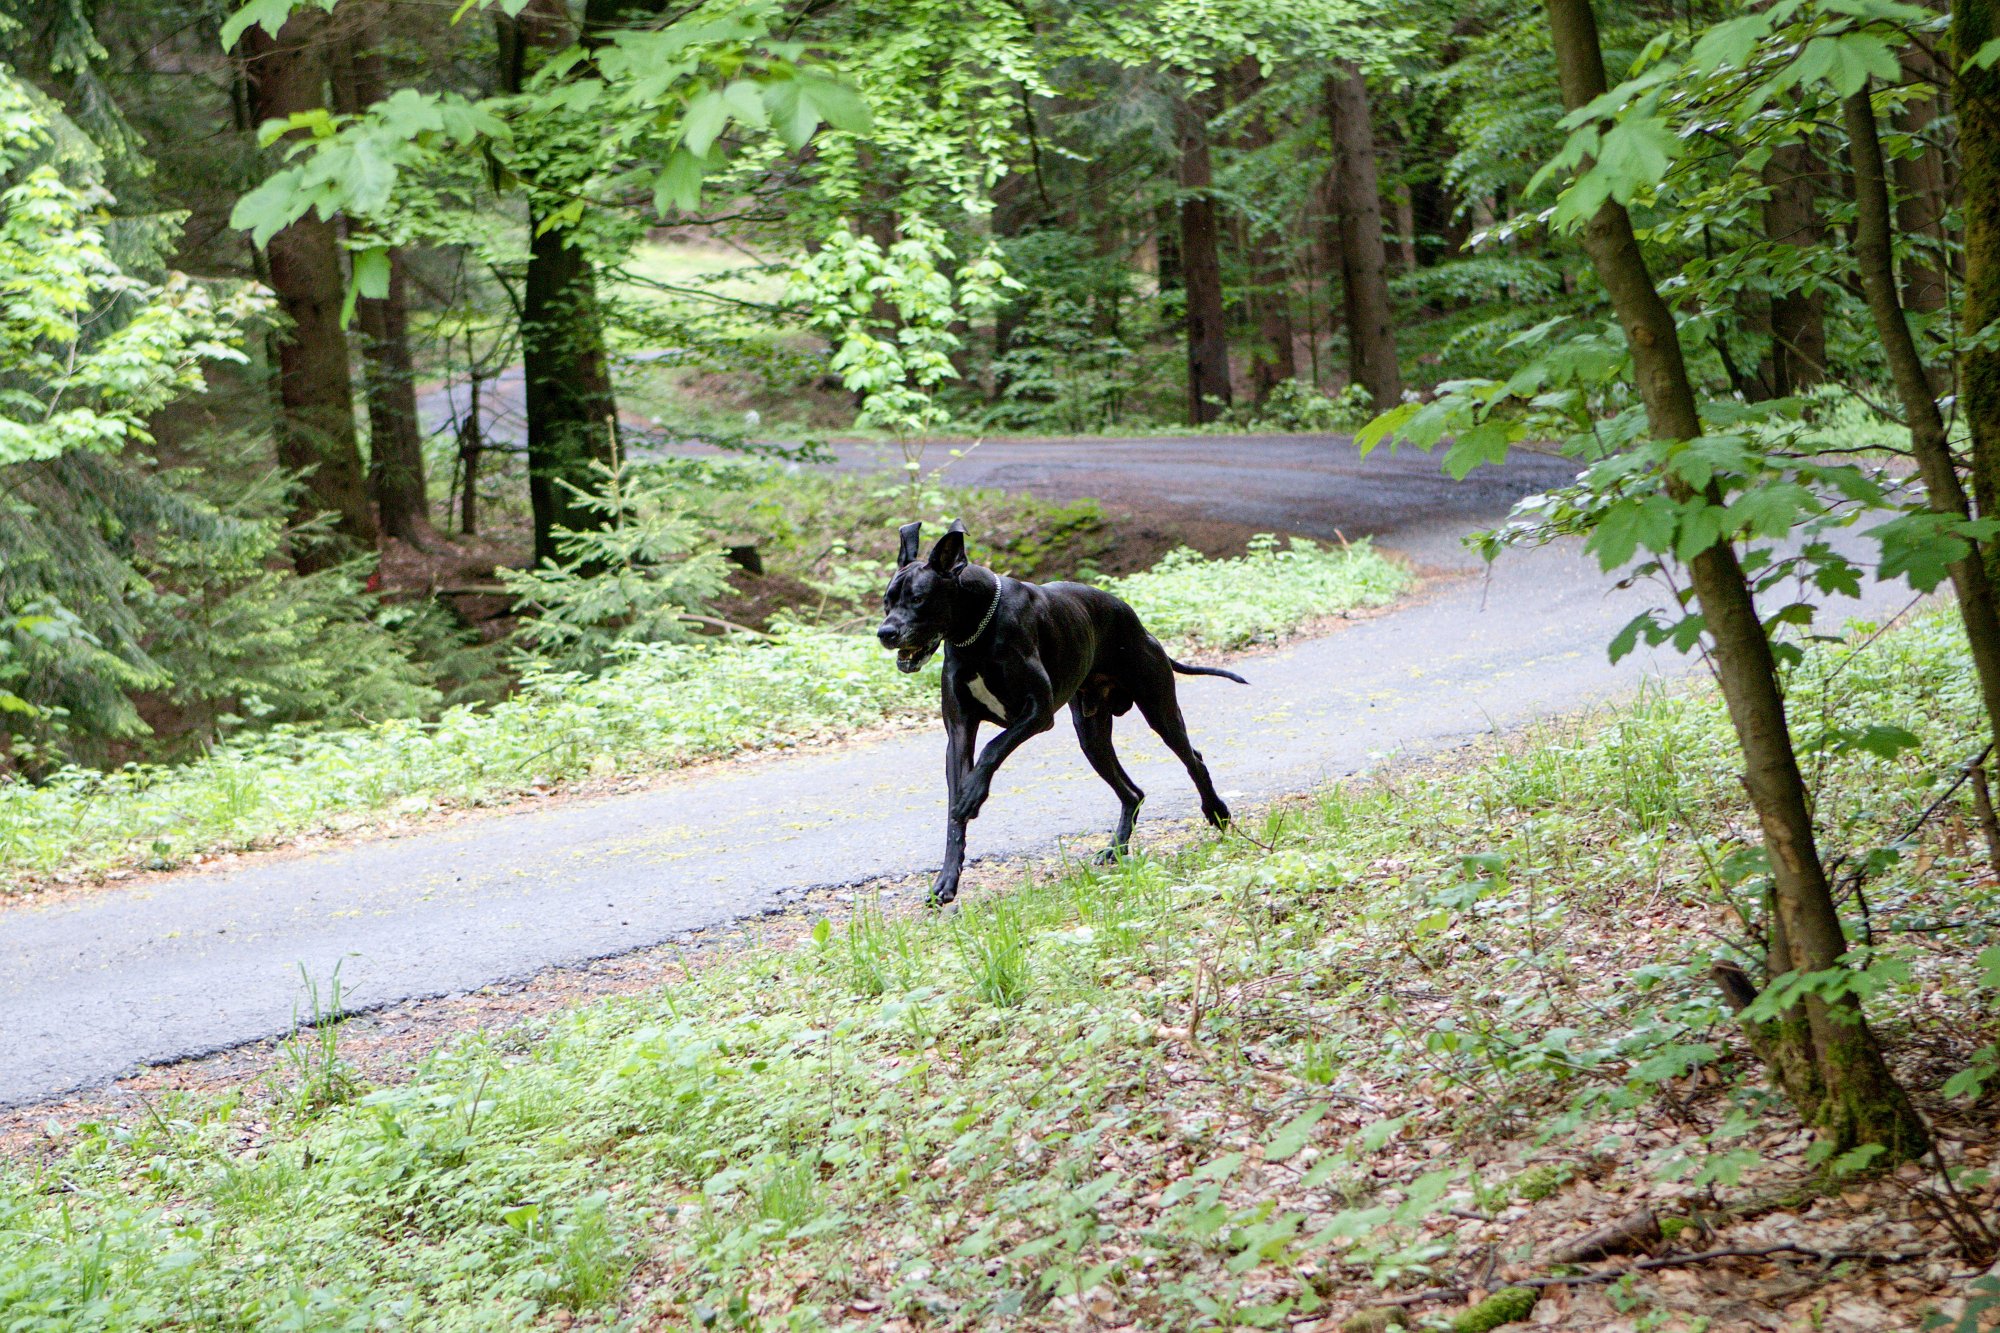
[951,576,1005,648]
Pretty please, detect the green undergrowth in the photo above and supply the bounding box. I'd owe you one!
[3,611,1995,1329]
[0,538,1407,887]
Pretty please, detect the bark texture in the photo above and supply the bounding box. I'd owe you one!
[1177,95,1232,424]
[1546,0,1928,1160]
[1760,143,1826,397]
[331,5,434,545]
[1848,90,2000,773]
[1960,0,2000,582]
[1325,64,1401,410]
[1234,65,1296,404]
[502,0,630,564]
[1894,39,1953,317]
[241,16,377,562]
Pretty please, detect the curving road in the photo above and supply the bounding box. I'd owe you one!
[0,437,1913,1106]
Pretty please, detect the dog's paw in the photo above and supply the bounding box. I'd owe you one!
[1094,844,1127,866]
[952,784,990,821]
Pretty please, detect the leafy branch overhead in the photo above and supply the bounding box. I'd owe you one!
[225,0,871,282]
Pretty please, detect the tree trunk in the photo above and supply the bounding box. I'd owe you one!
[1178,95,1231,424]
[500,0,626,565]
[1383,133,1419,273]
[1248,237,1298,406]
[1155,200,1181,295]
[1847,89,2000,760]
[1761,143,1826,397]
[1233,64,1296,405]
[1895,39,1953,317]
[522,218,619,565]
[241,16,377,564]
[331,5,436,547]
[1546,0,1929,1161]
[457,373,483,536]
[1325,64,1401,411]
[1959,0,2000,584]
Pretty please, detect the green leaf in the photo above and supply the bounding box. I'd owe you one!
[1441,420,1513,480]
[1589,495,1675,570]
[797,73,871,134]
[1608,610,1653,664]
[652,149,706,215]
[720,79,768,129]
[762,78,819,150]
[229,171,306,249]
[680,88,728,158]
[1262,1106,1327,1162]
[1870,511,1967,592]
[340,247,390,328]
[1594,113,1680,200]
[1837,723,1921,762]
[1690,14,1771,72]
[221,0,303,50]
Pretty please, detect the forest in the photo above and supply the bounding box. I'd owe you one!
[3,0,2000,1327]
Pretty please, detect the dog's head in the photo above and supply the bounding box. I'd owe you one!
[877,520,970,673]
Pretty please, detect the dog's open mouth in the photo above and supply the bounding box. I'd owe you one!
[895,640,939,673]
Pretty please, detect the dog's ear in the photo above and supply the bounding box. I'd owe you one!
[927,520,968,576]
[897,521,922,567]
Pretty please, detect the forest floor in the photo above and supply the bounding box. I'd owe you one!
[1,612,1993,1331]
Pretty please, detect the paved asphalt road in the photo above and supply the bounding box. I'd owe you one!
[0,437,1915,1106]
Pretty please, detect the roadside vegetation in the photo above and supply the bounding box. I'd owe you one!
[0,534,1406,889]
[3,611,1994,1330]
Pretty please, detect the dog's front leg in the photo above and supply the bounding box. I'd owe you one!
[932,705,979,906]
[954,671,1055,822]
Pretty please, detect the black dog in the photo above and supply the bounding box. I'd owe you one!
[877,520,1245,905]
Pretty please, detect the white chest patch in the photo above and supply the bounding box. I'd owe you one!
[966,675,1008,720]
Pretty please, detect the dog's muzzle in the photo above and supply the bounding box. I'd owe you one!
[894,639,939,673]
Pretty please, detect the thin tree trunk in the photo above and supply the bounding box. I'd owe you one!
[331,4,436,547]
[1546,0,1928,1161]
[1848,89,2000,759]
[1761,142,1826,396]
[1233,63,1296,405]
[501,0,626,565]
[1959,0,2000,582]
[1155,200,1181,295]
[1325,63,1401,410]
[241,16,377,565]
[1248,237,1298,406]
[1896,39,1953,317]
[522,222,619,564]
[457,373,483,536]
[1178,94,1231,424]
[1383,133,1418,273]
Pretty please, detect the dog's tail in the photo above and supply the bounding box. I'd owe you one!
[1171,658,1248,685]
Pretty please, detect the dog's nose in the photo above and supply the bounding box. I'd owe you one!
[876,624,898,646]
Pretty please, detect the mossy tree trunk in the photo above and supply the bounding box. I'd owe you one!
[1847,86,2000,767]
[1545,0,1929,1162]
[1959,0,2000,585]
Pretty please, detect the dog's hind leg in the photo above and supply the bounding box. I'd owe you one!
[1133,670,1230,829]
[1071,701,1144,862]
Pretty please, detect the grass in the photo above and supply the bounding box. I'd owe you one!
[3,610,1994,1329]
[0,537,1409,888]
